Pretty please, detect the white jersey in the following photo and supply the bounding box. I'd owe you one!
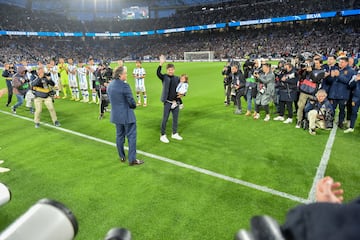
[77,66,88,90]
[50,66,59,86]
[133,67,146,92]
[176,82,188,95]
[88,64,97,82]
[68,64,78,87]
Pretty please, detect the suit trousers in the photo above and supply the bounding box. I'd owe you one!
[161,101,179,135]
[116,122,137,162]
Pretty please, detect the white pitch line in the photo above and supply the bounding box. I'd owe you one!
[307,125,338,202]
[1,110,309,203]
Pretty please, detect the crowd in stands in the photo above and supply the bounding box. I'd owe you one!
[0,0,359,33]
[0,0,359,65]
[1,17,359,65]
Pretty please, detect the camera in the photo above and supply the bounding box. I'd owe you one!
[300,62,313,69]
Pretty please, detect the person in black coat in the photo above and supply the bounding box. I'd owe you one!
[157,55,183,144]
[229,63,246,114]
[281,176,360,240]
[274,63,299,123]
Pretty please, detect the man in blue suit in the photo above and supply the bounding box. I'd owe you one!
[107,66,144,166]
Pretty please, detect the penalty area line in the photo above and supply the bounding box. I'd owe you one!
[1,110,309,204]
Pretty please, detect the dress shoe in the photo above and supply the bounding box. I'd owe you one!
[129,159,144,166]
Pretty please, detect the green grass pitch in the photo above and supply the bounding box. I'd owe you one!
[0,62,359,239]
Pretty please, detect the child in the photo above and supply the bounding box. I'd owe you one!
[171,74,189,109]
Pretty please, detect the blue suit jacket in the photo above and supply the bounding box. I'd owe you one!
[107,79,136,124]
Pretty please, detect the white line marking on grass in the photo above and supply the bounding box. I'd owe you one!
[1,110,309,203]
[307,125,338,202]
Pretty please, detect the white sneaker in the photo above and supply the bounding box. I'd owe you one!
[273,116,284,121]
[171,133,183,140]
[253,113,260,120]
[264,115,270,121]
[283,118,293,124]
[344,128,354,133]
[0,167,10,173]
[160,135,169,143]
[295,121,301,128]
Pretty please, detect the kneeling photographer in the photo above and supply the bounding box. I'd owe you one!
[32,67,60,128]
[304,89,334,135]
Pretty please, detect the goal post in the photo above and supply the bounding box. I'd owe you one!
[184,51,214,62]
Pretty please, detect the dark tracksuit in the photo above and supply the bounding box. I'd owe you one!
[328,66,356,127]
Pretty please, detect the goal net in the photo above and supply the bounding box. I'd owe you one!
[184,51,214,62]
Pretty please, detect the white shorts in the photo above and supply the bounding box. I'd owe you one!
[135,78,146,92]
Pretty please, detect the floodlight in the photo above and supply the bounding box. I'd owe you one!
[0,183,11,207]
[0,198,78,240]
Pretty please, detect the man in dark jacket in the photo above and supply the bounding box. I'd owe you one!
[229,63,246,114]
[274,63,298,123]
[281,176,360,240]
[344,70,360,133]
[157,55,183,143]
[11,66,29,114]
[327,57,356,129]
[107,66,143,166]
[32,67,60,128]
[1,63,15,107]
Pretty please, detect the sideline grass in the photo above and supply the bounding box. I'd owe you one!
[0,62,359,239]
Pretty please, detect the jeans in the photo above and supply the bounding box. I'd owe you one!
[246,89,254,111]
[13,93,24,109]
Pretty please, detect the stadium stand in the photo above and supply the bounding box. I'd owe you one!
[0,0,359,64]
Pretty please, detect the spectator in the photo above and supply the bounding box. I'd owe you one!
[328,57,356,129]
[344,70,360,133]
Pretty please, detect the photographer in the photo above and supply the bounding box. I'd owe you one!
[243,59,259,116]
[304,89,334,135]
[229,63,246,114]
[222,60,232,106]
[32,67,60,128]
[253,63,275,121]
[2,63,15,107]
[95,63,113,120]
[11,66,30,114]
[274,63,299,123]
[296,59,325,128]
